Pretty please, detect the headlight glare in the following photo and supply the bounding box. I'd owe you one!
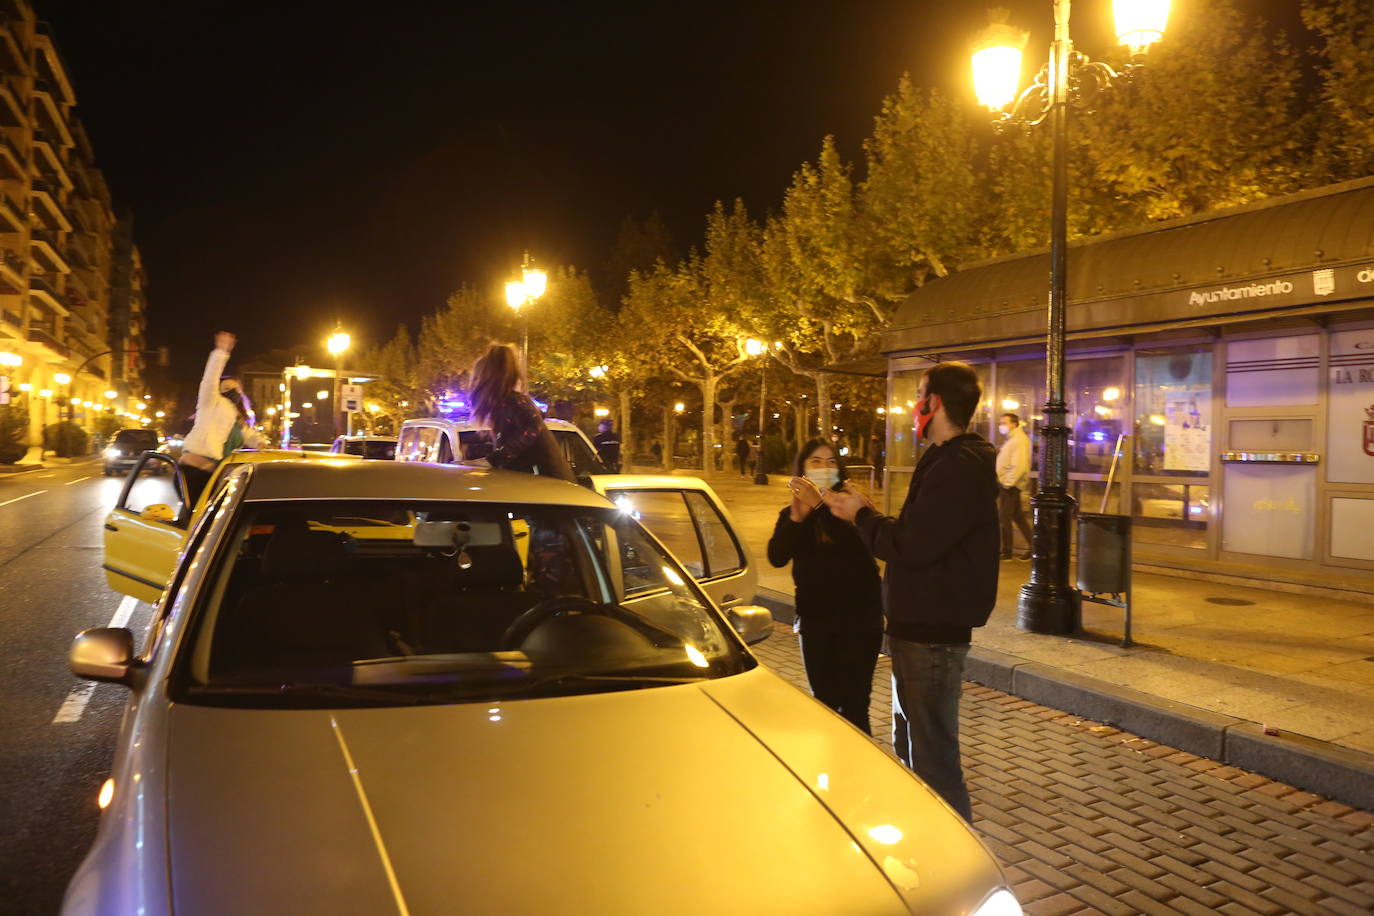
[972,889,1023,916]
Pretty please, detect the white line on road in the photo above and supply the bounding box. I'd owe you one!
[0,490,46,508]
[64,476,92,485]
[52,595,141,725]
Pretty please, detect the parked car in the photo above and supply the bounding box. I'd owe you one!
[298,441,335,453]
[102,428,161,477]
[329,434,398,460]
[66,460,1019,916]
[101,448,360,603]
[397,416,606,479]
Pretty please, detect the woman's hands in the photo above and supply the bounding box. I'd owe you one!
[787,475,824,522]
[215,331,237,353]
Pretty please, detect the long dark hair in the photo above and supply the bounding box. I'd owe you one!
[793,437,848,485]
[469,344,523,426]
[793,438,846,544]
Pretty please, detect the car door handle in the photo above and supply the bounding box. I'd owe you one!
[721,594,739,604]
[104,523,119,531]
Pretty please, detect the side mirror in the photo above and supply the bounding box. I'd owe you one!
[140,504,176,523]
[70,627,137,685]
[727,605,773,645]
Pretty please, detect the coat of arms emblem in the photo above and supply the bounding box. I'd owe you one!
[1364,405,1374,457]
[1314,268,1335,296]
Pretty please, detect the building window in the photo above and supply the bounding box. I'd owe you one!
[1067,356,1125,474]
[1225,335,1318,408]
[1134,348,1213,476]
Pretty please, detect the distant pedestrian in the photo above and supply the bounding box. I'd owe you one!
[736,435,751,476]
[996,413,1033,560]
[179,331,262,505]
[593,418,622,473]
[824,361,1000,823]
[768,439,883,733]
[466,344,575,482]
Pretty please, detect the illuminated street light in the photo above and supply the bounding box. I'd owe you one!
[507,253,548,381]
[593,407,610,418]
[326,332,350,357]
[38,389,51,398]
[673,402,685,414]
[53,372,71,385]
[1102,387,1121,402]
[104,390,117,399]
[972,0,1169,636]
[0,351,21,367]
[18,382,31,392]
[316,390,329,400]
[155,411,166,418]
[326,329,350,439]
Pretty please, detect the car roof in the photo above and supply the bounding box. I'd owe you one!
[228,448,363,466]
[336,435,396,442]
[403,416,580,432]
[239,459,614,507]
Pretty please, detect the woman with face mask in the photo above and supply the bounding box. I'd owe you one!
[179,331,262,505]
[766,438,884,733]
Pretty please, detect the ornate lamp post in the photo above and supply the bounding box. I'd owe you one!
[971,0,1169,635]
[327,329,350,440]
[505,253,548,385]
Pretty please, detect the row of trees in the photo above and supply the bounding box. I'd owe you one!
[358,0,1372,470]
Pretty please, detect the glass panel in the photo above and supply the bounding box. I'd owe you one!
[1228,419,1313,452]
[122,458,186,518]
[887,369,921,469]
[1131,482,1208,550]
[995,358,1044,471]
[1075,479,1122,516]
[968,362,992,439]
[1067,356,1125,474]
[1225,335,1318,407]
[1331,498,1374,561]
[884,470,912,515]
[684,491,743,578]
[1222,465,1316,559]
[612,490,706,578]
[1134,348,1213,477]
[1326,328,1374,483]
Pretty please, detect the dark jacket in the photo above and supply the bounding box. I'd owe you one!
[854,433,1000,643]
[768,503,883,633]
[470,392,575,482]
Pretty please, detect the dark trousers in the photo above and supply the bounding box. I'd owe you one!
[999,485,1033,557]
[797,624,883,735]
[180,462,213,507]
[890,638,973,823]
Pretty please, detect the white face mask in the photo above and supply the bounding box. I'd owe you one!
[805,468,839,490]
[998,424,1011,436]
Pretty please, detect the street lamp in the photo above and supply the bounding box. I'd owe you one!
[972,0,1168,635]
[326,329,350,440]
[745,339,770,484]
[505,253,548,383]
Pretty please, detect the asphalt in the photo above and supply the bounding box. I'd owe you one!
[680,470,1374,812]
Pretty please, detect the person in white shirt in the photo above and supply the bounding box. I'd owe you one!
[995,412,1033,560]
[179,331,262,504]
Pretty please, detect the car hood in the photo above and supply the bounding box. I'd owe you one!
[166,667,999,915]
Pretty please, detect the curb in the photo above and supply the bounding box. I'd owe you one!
[755,587,1374,811]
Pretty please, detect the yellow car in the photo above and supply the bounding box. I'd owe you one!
[102,449,362,603]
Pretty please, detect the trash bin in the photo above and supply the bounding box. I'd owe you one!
[1077,513,1133,647]
[1077,512,1130,594]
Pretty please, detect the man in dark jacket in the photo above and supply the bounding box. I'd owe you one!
[824,361,1000,822]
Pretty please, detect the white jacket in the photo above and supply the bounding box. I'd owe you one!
[181,348,261,461]
[996,426,1031,490]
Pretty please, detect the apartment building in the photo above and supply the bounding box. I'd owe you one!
[0,1,150,452]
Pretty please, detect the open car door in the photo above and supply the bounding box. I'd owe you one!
[102,451,190,602]
[590,477,757,613]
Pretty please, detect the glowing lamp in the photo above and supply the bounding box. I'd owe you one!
[744,338,764,356]
[970,12,1028,111]
[0,351,21,366]
[326,332,350,356]
[53,372,71,385]
[521,266,547,300]
[505,281,526,311]
[104,390,117,399]
[316,390,329,400]
[1115,0,1170,54]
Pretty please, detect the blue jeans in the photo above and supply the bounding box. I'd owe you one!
[889,638,973,823]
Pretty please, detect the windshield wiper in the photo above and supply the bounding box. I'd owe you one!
[186,682,426,705]
[515,672,707,695]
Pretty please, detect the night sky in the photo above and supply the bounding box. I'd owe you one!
[36,0,1303,392]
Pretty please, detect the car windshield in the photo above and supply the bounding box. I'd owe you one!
[172,499,752,708]
[347,440,396,460]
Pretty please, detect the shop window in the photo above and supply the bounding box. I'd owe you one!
[1134,348,1212,477]
[1131,482,1208,550]
[887,370,921,469]
[1067,356,1125,474]
[995,358,1044,468]
[1225,335,1318,408]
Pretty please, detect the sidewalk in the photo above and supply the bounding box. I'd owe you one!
[687,472,1374,809]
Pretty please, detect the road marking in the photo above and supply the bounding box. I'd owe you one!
[0,490,45,508]
[65,476,92,485]
[51,596,141,725]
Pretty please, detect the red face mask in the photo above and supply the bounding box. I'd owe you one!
[915,394,937,440]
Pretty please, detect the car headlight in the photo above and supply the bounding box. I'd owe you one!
[972,889,1022,916]
[103,447,119,458]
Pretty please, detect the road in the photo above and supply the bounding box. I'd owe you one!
[0,461,156,914]
[1,461,1371,915]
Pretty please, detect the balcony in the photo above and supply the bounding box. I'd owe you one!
[30,228,70,274]
[0,247,22,294]
[27,324,69,360]
[32,132,72,191]
[34,28,77,106]
[1,306,21,330]
[0,195,22,233]
[32,81,74,149]
[0,131,22,181]
[28,273,69,315]
[29,180,71,232]
[0,23,23,74]
[0,82,22,128]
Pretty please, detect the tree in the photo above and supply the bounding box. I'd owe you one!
[359,325,423,432]
[416,286,509,410]
[0,404,27,464]
[1303,0,1374,180]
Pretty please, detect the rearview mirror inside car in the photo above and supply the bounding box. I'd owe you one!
[70,627,137,685]
[413,519,503,550]
[727,606,773,645]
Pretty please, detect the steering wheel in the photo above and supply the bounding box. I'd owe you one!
[500,596,658,650]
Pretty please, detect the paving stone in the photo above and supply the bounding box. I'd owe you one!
[1025,892,1085,916]
[1117,889,1189,916]
[1157,872,1231,909]
[1215,903,1268,916]
[1312,894,1374,916]
[1202,880,1286,915]
[1302,872,1374,909]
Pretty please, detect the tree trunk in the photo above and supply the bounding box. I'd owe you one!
[815,373,833,443]
[618,388,632,470]
[661,405,673,472]
[700,375,718,476]
[718,397,735,471]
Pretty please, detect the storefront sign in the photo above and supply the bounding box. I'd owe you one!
[1328,329,1374,483]
[1188,280,1293,307]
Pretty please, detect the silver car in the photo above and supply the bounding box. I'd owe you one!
[65,460,1019,916]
